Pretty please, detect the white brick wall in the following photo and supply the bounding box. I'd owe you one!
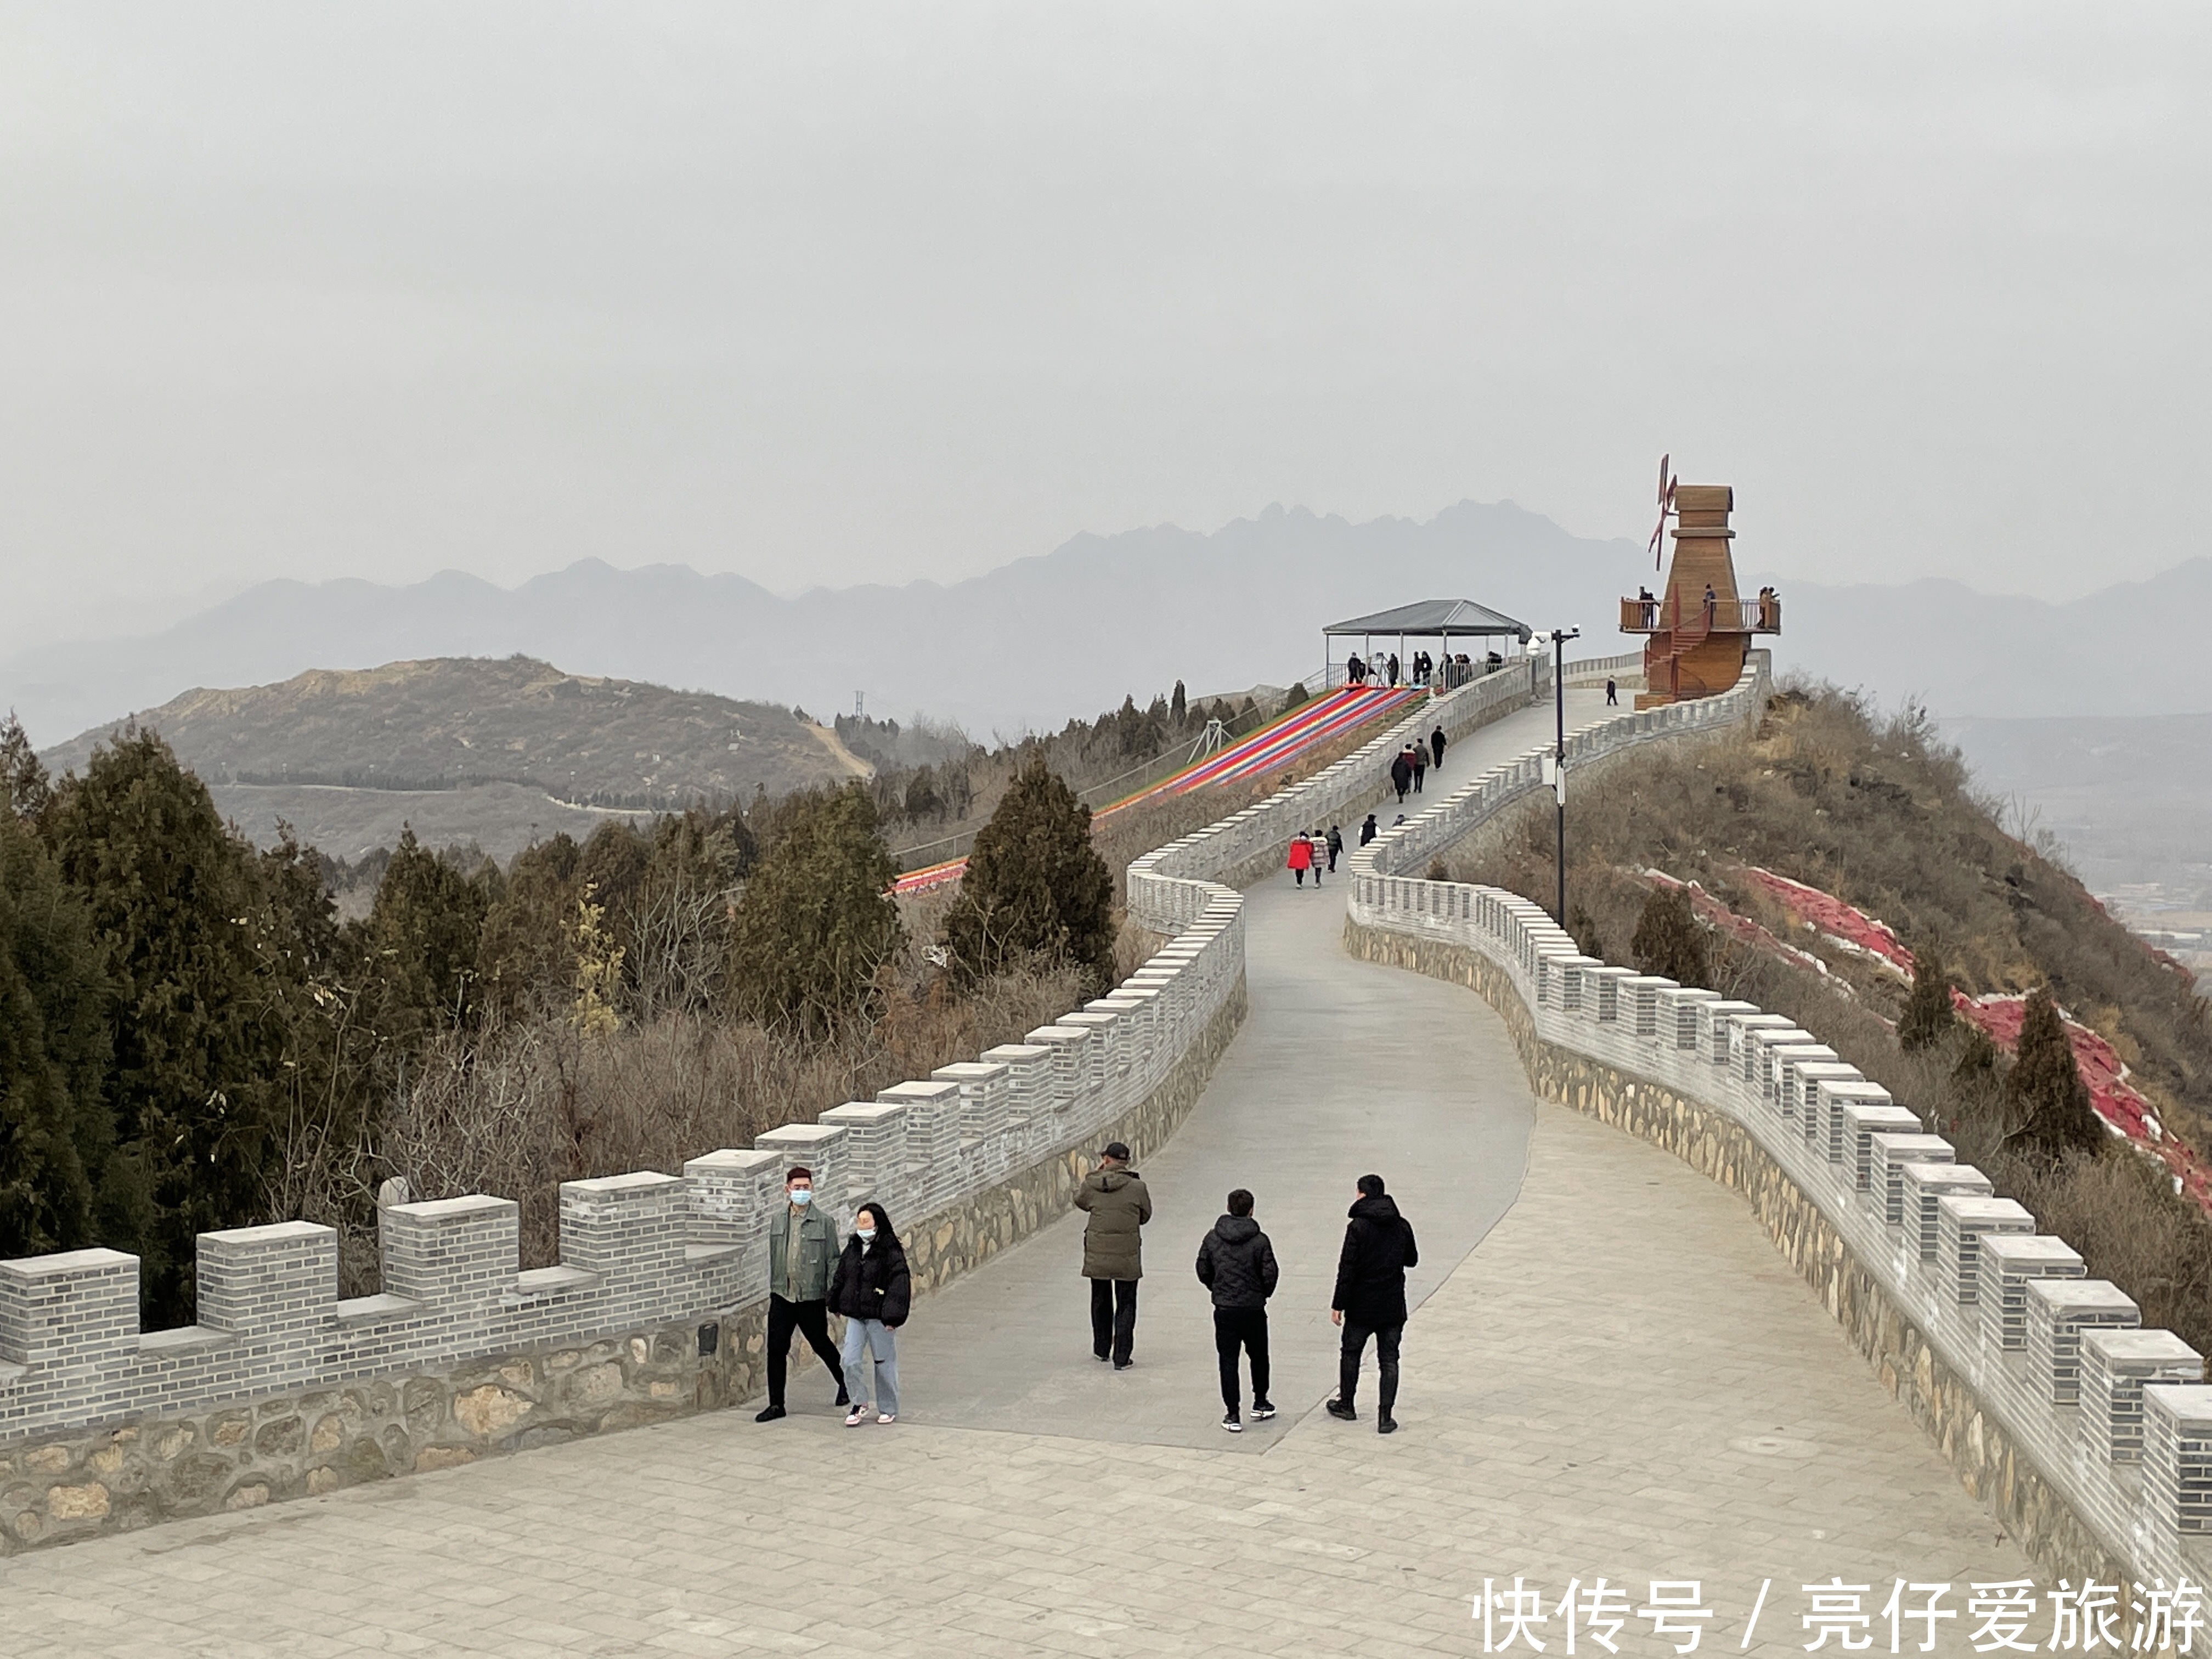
[1343,648,2212,1573]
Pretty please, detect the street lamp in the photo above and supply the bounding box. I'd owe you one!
[1547,628,1580,928]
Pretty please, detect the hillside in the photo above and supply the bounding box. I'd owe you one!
[1445,685,2212,1350]
[38,657,868,862]
[1944,712,2212,907]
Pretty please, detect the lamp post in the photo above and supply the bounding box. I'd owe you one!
[1548,627,1580,928]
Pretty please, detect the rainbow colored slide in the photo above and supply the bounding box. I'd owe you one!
[892,684,1420,894]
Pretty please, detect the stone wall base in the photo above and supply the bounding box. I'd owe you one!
[1344,920,2125,1584]
[0,980,1246,1555]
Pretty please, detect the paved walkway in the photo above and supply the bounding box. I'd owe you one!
[0,695,2030,1656]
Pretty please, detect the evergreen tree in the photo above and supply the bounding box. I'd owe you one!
[942,753,1117,995]
[0,712,50,820]
[44,730,290,1321]
[476,833,585,1019]
[1629,885,1709,986]
[364,827,493,1054]
[726,784,903,1036]
[1898,943,1957,1052]
[1170,681,1187,725]
[2005,989,2104,1159]
[1282,681,1310,712]
[0,811,112,1256]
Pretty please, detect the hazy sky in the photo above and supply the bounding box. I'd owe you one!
[3,3,2205,652]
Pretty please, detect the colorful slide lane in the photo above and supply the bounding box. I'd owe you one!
[891,684,1420,895]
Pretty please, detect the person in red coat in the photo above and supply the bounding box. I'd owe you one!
[1286,832,1314,887]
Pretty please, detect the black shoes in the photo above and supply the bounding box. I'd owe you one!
[1378,1417,1399,1435]
[1094,1350,1111,1363]
[1252,1401,1277,1421]
[754,1404,786,1423]
[1325,1398,1357,1422]
[1222,1412,1243,1434]
[834,1385,850,1408]
[1113,1360,1133,1371]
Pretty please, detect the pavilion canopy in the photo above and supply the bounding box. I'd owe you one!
[1323,599,1531,643]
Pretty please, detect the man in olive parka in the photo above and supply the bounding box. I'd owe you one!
[1075,1141,1152,1368]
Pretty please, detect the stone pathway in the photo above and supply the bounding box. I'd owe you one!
[0,695,2030,1656]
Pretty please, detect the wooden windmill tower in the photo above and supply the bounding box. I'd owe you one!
[1621,458,1779,707]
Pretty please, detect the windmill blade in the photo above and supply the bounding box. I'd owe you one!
[1656,453,1671,503]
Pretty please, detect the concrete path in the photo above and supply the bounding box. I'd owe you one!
[894,691,1613,1451]
[0,689,2036,1655]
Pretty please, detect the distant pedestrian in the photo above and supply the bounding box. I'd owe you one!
[1388,751,1412,803]
[1410,746,1427,794]
[757,1166,848,1423]
[1703,583,1716,627]
[1076,1142,1152,1369]
[1198,1189,1279,1434]
[1429,725,1446,770]
[1359,812,1378,847]
[1325,825,1343,872]
[1605,678,1618,707]
[1308,829,1324,888]
[1387,653,1400,686]
[1327,1173,1418,1435]
[831,1201,911,1426]
[1287,832,1314,887]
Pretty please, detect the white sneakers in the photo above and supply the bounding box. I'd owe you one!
[847,1407,897,1426]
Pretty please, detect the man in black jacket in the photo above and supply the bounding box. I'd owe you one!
[1327,1173,1419,1434]
[1195,1188,1279,1433]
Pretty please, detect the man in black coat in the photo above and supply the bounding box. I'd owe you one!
[1327,1173,1419,1434]
[1430,725,1447,770]
[1389,751,1412,803]
[1195,1188,1279,1432]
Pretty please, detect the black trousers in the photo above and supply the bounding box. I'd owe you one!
[1339,1317,1403,1416]
[1089,1278,1138,1364]
[1214,1307,1271,1412]
[766,1293,844,1408]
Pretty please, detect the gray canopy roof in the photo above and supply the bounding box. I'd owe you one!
[1323,599,1531,642]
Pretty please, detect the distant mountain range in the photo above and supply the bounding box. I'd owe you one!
[4,501,2208,750]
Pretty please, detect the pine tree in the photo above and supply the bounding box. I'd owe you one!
[476,833,585,1019]
[44,730,291,1321]
[1630,885,1710,986]
[942,753,1118,995]
[0,712,50,820]
[363,827,493,1054]
[1282,681,1310,712]
[0,810,112,1256]
[2005,989,2104,1159]
[1170,681,1187,725]
[1898,942,1957,1052]
[726,784,903,1036]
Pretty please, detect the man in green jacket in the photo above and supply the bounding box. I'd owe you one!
[755,1165,848,1423]
[1075,1141,1152,1369]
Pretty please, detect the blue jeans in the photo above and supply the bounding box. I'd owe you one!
[840,1317,899,1417]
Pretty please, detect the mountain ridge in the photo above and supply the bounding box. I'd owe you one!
[5,502,2207,743]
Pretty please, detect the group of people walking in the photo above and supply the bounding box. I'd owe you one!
[1285,824,1342,886]
[1082,1143,1420,1434]
[753,1165,912,1427]
[749,1148,1423,1436]
[1386,724,1448,804]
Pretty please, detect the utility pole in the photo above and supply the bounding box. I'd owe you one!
[1548,627,1580,927]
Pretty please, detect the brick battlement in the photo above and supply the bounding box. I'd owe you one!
[1346,650,2212,1583]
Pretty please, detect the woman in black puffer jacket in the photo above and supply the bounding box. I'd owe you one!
[831,1201,912,1426]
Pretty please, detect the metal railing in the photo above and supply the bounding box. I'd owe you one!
[1619,595,1781,636]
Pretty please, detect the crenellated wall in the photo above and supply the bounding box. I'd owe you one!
[1342,651,2212,1586]
[0,656,1513,1549]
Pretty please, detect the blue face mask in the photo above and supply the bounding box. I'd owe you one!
[789,1189,812,1206]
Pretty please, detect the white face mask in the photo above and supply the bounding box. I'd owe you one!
[789,1188,812,1206]
[855,1227,876,1243]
